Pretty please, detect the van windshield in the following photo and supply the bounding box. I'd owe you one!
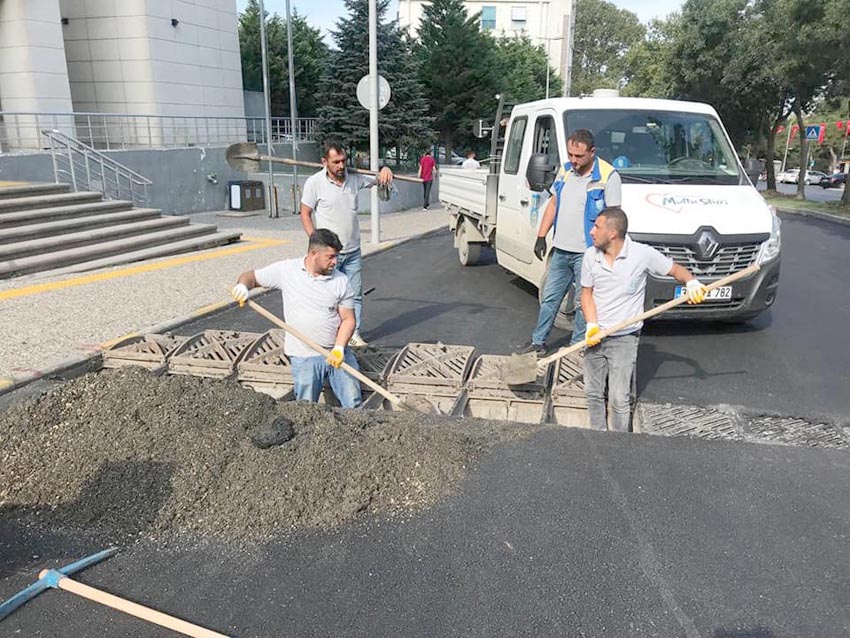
[564,109,743,185]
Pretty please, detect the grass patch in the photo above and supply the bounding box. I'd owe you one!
[761,190,850,219]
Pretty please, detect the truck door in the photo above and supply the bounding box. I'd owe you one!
[497,110,561,265]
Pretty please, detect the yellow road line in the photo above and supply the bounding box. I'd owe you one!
[0,377,14,390]
[0,236,288,302]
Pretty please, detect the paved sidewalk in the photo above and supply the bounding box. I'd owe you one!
[0,206,448,387]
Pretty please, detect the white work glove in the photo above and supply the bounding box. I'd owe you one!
[231,283,249,307]
[685,279,707,305]
[327,346,345,368]
[585,322,602,347]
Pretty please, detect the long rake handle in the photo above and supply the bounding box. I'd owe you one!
[38,571,229,638]
[246,299,405,407]
[248,154,424,184]
[538,263,761,367]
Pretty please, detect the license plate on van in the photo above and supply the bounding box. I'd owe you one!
[674,286,732,301]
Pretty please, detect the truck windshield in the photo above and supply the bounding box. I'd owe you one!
[564,109,743,185]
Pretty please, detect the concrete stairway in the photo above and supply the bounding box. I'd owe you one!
[0,183,241,279]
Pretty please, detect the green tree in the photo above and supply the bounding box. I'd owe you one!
[572,0,645,96]
[415,0,498,157]
[493,36,561,102]
[239,0,329,117]
[622,17,679,98]
[315,0,433,154]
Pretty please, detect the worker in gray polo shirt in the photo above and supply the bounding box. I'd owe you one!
[522,129,621,356]
[580,207,706,432]
[231,228,362,408]
[300,140,393,348]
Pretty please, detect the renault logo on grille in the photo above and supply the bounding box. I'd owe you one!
[696,230,719,260]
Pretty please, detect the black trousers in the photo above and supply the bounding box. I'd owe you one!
[423,180,432,208]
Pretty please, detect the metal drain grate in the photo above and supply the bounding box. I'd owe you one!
[456,355,549,424]
[169,330,260,379]
[743,416,848,449]
[236,330,292,395]
[354,346,402,383]
[387,342,475,390]
[102,334,187,372]
[636,403,742,441]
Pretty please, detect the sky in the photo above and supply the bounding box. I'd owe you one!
[236,0,684,42]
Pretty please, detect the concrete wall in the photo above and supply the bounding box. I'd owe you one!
[0,0,75,149]
[58,0,244,119]
[0,146,247,214]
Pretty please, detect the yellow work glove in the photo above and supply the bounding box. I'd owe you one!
[585,322,602,347]
[685,279,707,305]
[231,283,249,307]
[327,346,345,369]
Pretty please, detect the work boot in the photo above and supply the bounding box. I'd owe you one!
[349,333,368,347]
[519,342,546,356]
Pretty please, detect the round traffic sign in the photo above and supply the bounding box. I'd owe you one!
[357,74,391,111]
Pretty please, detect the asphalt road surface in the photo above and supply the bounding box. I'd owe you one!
[3,214,850,637]
[183,213,850,426]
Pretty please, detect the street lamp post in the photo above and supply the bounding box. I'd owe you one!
[257,0,276,217]
[543,36,563,99]
[284,0,299,215]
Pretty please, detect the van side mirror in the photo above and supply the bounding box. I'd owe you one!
[743,157,761,184]
[527,153,557,192]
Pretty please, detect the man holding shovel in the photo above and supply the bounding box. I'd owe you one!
[232,229,362,408]
[581,207,706,431]
[300,141,393,347]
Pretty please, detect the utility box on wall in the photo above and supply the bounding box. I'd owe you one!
[228,181,265,211]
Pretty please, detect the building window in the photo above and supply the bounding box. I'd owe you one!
[480,6,496,30]
[510,6,526,30]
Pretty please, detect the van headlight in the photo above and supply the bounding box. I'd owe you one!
[758,207,781,264]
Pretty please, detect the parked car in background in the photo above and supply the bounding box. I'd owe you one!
[803,170,827,185]
[819,173,848,188]
[777,168,800,183]
[437,148,465,165]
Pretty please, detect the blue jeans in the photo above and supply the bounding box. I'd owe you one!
[290,351,362,408]
[583,333,639,432]
[336,248,363,333]
[532,248,587,346]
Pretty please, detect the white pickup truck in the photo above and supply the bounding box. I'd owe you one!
[441,94,781,325]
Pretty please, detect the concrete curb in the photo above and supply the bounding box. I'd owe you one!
[0,224,450,399]
[776,205,850,227]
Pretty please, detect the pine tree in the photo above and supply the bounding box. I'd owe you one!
[239,0,329,117]
[316,0,434,155]
[415,0,498,158]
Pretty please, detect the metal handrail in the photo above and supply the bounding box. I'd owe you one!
[0,111,317,152]
[43,129,152,207]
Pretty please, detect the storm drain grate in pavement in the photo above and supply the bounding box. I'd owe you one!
[743,416,848,449]
[636,403,742,441]
[102,333,187,372]
[169,330,260,379]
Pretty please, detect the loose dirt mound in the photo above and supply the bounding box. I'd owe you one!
[0,368,526,544]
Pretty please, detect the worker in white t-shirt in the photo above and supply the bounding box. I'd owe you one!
[461,150,481,170]
[231,228,362,407]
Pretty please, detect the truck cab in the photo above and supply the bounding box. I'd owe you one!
[443,94,781,323]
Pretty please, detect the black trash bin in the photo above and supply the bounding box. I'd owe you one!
[228,180,265,211]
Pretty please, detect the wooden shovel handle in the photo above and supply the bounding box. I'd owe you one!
[39,571,229,638]
[538,263,761,367]
[255,155,424,184]
[246,299,404,406]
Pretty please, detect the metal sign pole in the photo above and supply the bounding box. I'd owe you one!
[257,0,277,217]
[369,0,380,245]
[285,0,300,215]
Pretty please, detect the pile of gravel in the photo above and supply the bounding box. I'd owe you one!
[0,368,525,544]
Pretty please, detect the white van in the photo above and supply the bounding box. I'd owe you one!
[440,94,781,323]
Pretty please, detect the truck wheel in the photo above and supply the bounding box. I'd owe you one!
[457,221,482,266]
[538,265,575,331]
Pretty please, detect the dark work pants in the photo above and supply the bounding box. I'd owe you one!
[423,180,433,208]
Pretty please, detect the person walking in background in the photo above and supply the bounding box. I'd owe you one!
[418,149,437,210]
[462,150,481,170]
[299,140,393,347]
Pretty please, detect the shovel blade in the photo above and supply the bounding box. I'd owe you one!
[225,142,262,172]
[401,394,443,416]
[501,352,541,386]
